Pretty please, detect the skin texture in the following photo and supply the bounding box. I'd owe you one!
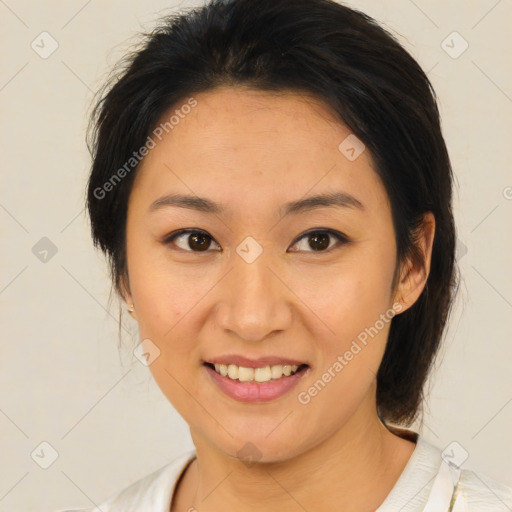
[122,86,435,512]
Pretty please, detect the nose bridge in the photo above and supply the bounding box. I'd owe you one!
[214,244,292,341]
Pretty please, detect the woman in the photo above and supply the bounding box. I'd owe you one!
[61,0,512,510]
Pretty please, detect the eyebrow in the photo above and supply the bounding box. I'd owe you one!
[148,191,364,216]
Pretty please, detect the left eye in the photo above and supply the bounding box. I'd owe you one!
[164,229,221,252]
[290,229,348,253]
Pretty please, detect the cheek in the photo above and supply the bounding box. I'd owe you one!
[297,249,396,339]
[127,251,213,399]
[127,243,204,338]
[291,266,395,433]
[130,268,205,415]
[291,240,396,398]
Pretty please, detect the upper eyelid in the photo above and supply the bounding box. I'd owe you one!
[164,229,222,250]
[291,229,347,246]
[291,230,349,253]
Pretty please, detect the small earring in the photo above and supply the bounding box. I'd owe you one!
[128,303,135,314]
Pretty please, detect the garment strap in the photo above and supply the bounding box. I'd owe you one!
[422,458,464,512]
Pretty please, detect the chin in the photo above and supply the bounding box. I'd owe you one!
[207,430,307,466]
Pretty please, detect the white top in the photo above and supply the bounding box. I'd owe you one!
[58,436,512,511]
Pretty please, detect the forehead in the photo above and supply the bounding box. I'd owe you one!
[131,86,390,218]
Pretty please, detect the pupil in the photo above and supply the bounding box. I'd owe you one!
[190,233,211,251]
[309,233,329,251]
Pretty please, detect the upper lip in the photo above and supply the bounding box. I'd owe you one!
[204,354,309,368]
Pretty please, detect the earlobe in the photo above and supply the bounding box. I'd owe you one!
[394,212,436,313]
[125,298,136,319]
[119,273,136,318]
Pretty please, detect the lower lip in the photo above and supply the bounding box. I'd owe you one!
[203,364,310,403]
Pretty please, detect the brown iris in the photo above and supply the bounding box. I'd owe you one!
[307,232,330,251]
[188,232,212,251]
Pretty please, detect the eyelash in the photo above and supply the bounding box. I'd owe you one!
[162,228,349,254]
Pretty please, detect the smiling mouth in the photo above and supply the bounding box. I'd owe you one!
[203,362,309,383]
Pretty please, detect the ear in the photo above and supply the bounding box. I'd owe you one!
[119,272,137,320]
[393,212,436,313]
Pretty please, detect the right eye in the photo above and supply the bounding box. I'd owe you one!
[163,229,222,252]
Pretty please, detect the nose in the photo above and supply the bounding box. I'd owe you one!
[213,251,293,342]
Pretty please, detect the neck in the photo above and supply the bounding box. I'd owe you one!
[178,396,415,512]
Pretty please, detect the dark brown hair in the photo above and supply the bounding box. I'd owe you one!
[86,0,459,425]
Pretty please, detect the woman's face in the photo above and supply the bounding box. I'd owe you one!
[123,86,415,462]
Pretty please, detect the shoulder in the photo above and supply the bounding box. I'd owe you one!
[377,433,512,512]
[55,449,196,512]
[414,436,512,511]
[456,467,512,511]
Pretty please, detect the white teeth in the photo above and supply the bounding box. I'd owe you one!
[210,363,304,382]
[271,365,283,379]
[238,367,254,382]
[227,364,238,379]
[254,366,271,382]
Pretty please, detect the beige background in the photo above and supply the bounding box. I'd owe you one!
[0,1,511,510]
